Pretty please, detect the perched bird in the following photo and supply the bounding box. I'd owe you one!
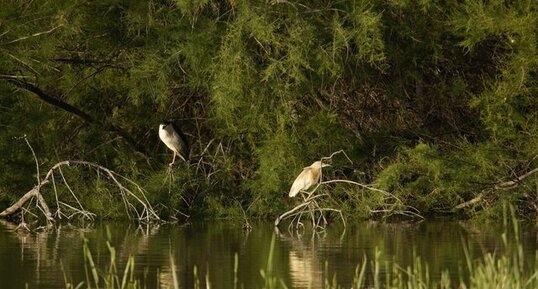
[159,121,189,166]
[289,161,330,197]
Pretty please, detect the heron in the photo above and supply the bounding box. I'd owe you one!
[158,121,189,167]
[289,161,330,198]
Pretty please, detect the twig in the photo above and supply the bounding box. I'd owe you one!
[494,168,538,190]
[21,137,53,224]
[4,25,63,45]
[57,165,86,213]
[23,136,40,187]
[321,149,353,165]
[51,171,62,219]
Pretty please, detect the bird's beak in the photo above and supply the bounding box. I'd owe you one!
[322,163,331,168]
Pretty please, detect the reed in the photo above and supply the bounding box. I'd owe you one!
[63,239,139,289]
[64,209,537,289]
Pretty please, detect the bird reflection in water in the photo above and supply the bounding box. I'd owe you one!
[276,227,344,289]
[288,248,323,289]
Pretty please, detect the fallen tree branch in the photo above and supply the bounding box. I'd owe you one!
[0,181,48,217]
[455,167,538,210]
[274,194,322,227]
[495,168,538,190]
[455,194,483,210]
[274,151,352,230]
[0,160,160,224]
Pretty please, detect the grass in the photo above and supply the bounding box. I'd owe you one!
[63,207,538,289]
[63,239,139,289]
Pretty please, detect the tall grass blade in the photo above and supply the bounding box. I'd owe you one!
[170,251,179,289]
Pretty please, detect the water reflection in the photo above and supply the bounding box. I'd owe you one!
[285,234,324,288]
[275,227,345,288]
[0,220,536,289]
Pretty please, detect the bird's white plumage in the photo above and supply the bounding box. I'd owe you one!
[159,123,187,162]
[289,168,315,197]
[159,125,178,151]
[288,161,329,197]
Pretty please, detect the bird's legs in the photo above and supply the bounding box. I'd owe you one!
[300,191,308,202]
[169,152,177,167]
[300,189,316,202]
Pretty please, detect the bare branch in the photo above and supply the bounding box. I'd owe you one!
[0,159,160,225]
[4,25,63,45]
[455,194,483,210]
[495,168,538,190]
[276,150,423,230]
[23,136,40,186]
[455,167,538,210]
[0,182,45,217]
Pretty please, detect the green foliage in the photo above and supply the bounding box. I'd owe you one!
[373,141,533,216]
[375,143,457,213]
[0,0,537,220]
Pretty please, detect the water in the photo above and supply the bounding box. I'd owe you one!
[0,220,536,289]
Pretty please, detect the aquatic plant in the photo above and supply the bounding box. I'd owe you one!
[64,239,139,289]
[63,206,537,289]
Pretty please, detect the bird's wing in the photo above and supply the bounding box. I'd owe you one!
[289,168,312,197]
[169,124,189,160]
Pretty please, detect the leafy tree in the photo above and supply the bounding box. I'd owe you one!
[0,0,536,219]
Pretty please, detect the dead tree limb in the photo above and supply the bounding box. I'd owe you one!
[455,194,483,210]
[275,151,423,230]
[275,151,350,230]
[494,168,538,190]
[455,167,538,210]
[0,160,160,224]
[0,181,48,217]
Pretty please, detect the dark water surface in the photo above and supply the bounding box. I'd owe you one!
[0,220,536,289]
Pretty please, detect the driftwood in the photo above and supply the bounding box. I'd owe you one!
[0,137,160,227]
[0,181,50,219]
[0,160,161,225]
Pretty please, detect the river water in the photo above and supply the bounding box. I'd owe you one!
[0,220,536,289]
